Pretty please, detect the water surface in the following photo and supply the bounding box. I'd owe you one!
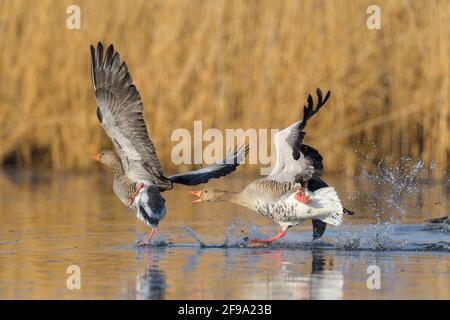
[0,169,449,299]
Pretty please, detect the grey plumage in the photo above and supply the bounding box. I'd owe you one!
[90,42,171,188]
[237,179,303,222]
[91,42,248,190]
[136,185,166,228]
[169,145,249,185]
[90,42,247,236]
[192,88,351,242]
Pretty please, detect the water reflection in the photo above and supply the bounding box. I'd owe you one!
[0,169,449,299]
[310,249,343,300]
[224,249,344,300]
[182,249,205,273]
[135,248,167,300]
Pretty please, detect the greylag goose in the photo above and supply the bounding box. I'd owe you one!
[90,42,247,245]
[425,216,449,224]
[191,89,354,245]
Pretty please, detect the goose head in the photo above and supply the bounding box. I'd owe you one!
[91,150,121,167]
[189,189,235,204]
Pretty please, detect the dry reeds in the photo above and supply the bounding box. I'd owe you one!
[0,0,448,178]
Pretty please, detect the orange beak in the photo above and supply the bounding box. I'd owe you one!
[91,153,100,161]
[189,190,202,204]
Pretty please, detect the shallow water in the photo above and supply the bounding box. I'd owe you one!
[0,168,449,299]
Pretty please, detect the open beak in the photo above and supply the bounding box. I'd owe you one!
[91,153,100,161]
[189,190,202,204]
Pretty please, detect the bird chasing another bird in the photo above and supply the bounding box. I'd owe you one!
[89,42,353,247]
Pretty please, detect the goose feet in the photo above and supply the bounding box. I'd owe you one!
[294,189,310,204]
[129,182,144,205]
[249,230,287,247]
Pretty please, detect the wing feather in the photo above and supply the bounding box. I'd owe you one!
[168,145,248,186]
[268,88,330,183]
[90,42,171,189]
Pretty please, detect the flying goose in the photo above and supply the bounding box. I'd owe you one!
[90,42,247,245]
[191,89,354,245]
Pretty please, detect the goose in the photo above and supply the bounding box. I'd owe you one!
[90,42,247,245]
[425,216,449,224]
[190,89,354,245]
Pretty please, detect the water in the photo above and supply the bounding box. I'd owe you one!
[0,168,449,299]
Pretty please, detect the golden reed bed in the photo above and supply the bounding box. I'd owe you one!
[0,0,448,178]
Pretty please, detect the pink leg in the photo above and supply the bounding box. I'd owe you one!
[294,188,311,204]
[250,230,287,246]
[146,228,157,242]
[129,182,144,205]
[137,228,157,247]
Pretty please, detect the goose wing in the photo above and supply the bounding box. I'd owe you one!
[269,88,330,183]
[90,42,171,189]
[251,179,298,202]
[168,145,248,186]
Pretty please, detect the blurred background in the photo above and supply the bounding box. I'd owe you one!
[0,0,448,178]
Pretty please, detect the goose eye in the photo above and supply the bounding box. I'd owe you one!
[204,190,208,194]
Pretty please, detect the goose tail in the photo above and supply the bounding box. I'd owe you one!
[311,187,344,226]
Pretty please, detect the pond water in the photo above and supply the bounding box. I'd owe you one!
[0,168,449,299]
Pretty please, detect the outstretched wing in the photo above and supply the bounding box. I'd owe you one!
[168,145,248,186]
[269,89,330,183]
[290,88,330,160]
[90,42,171,189]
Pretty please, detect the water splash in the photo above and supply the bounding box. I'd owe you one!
[179,226,207,247]
[177,221,450,252]
[173,158,447,252]
[224,219,270,247]
[135,232,171,247]
[362,158,424,223]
